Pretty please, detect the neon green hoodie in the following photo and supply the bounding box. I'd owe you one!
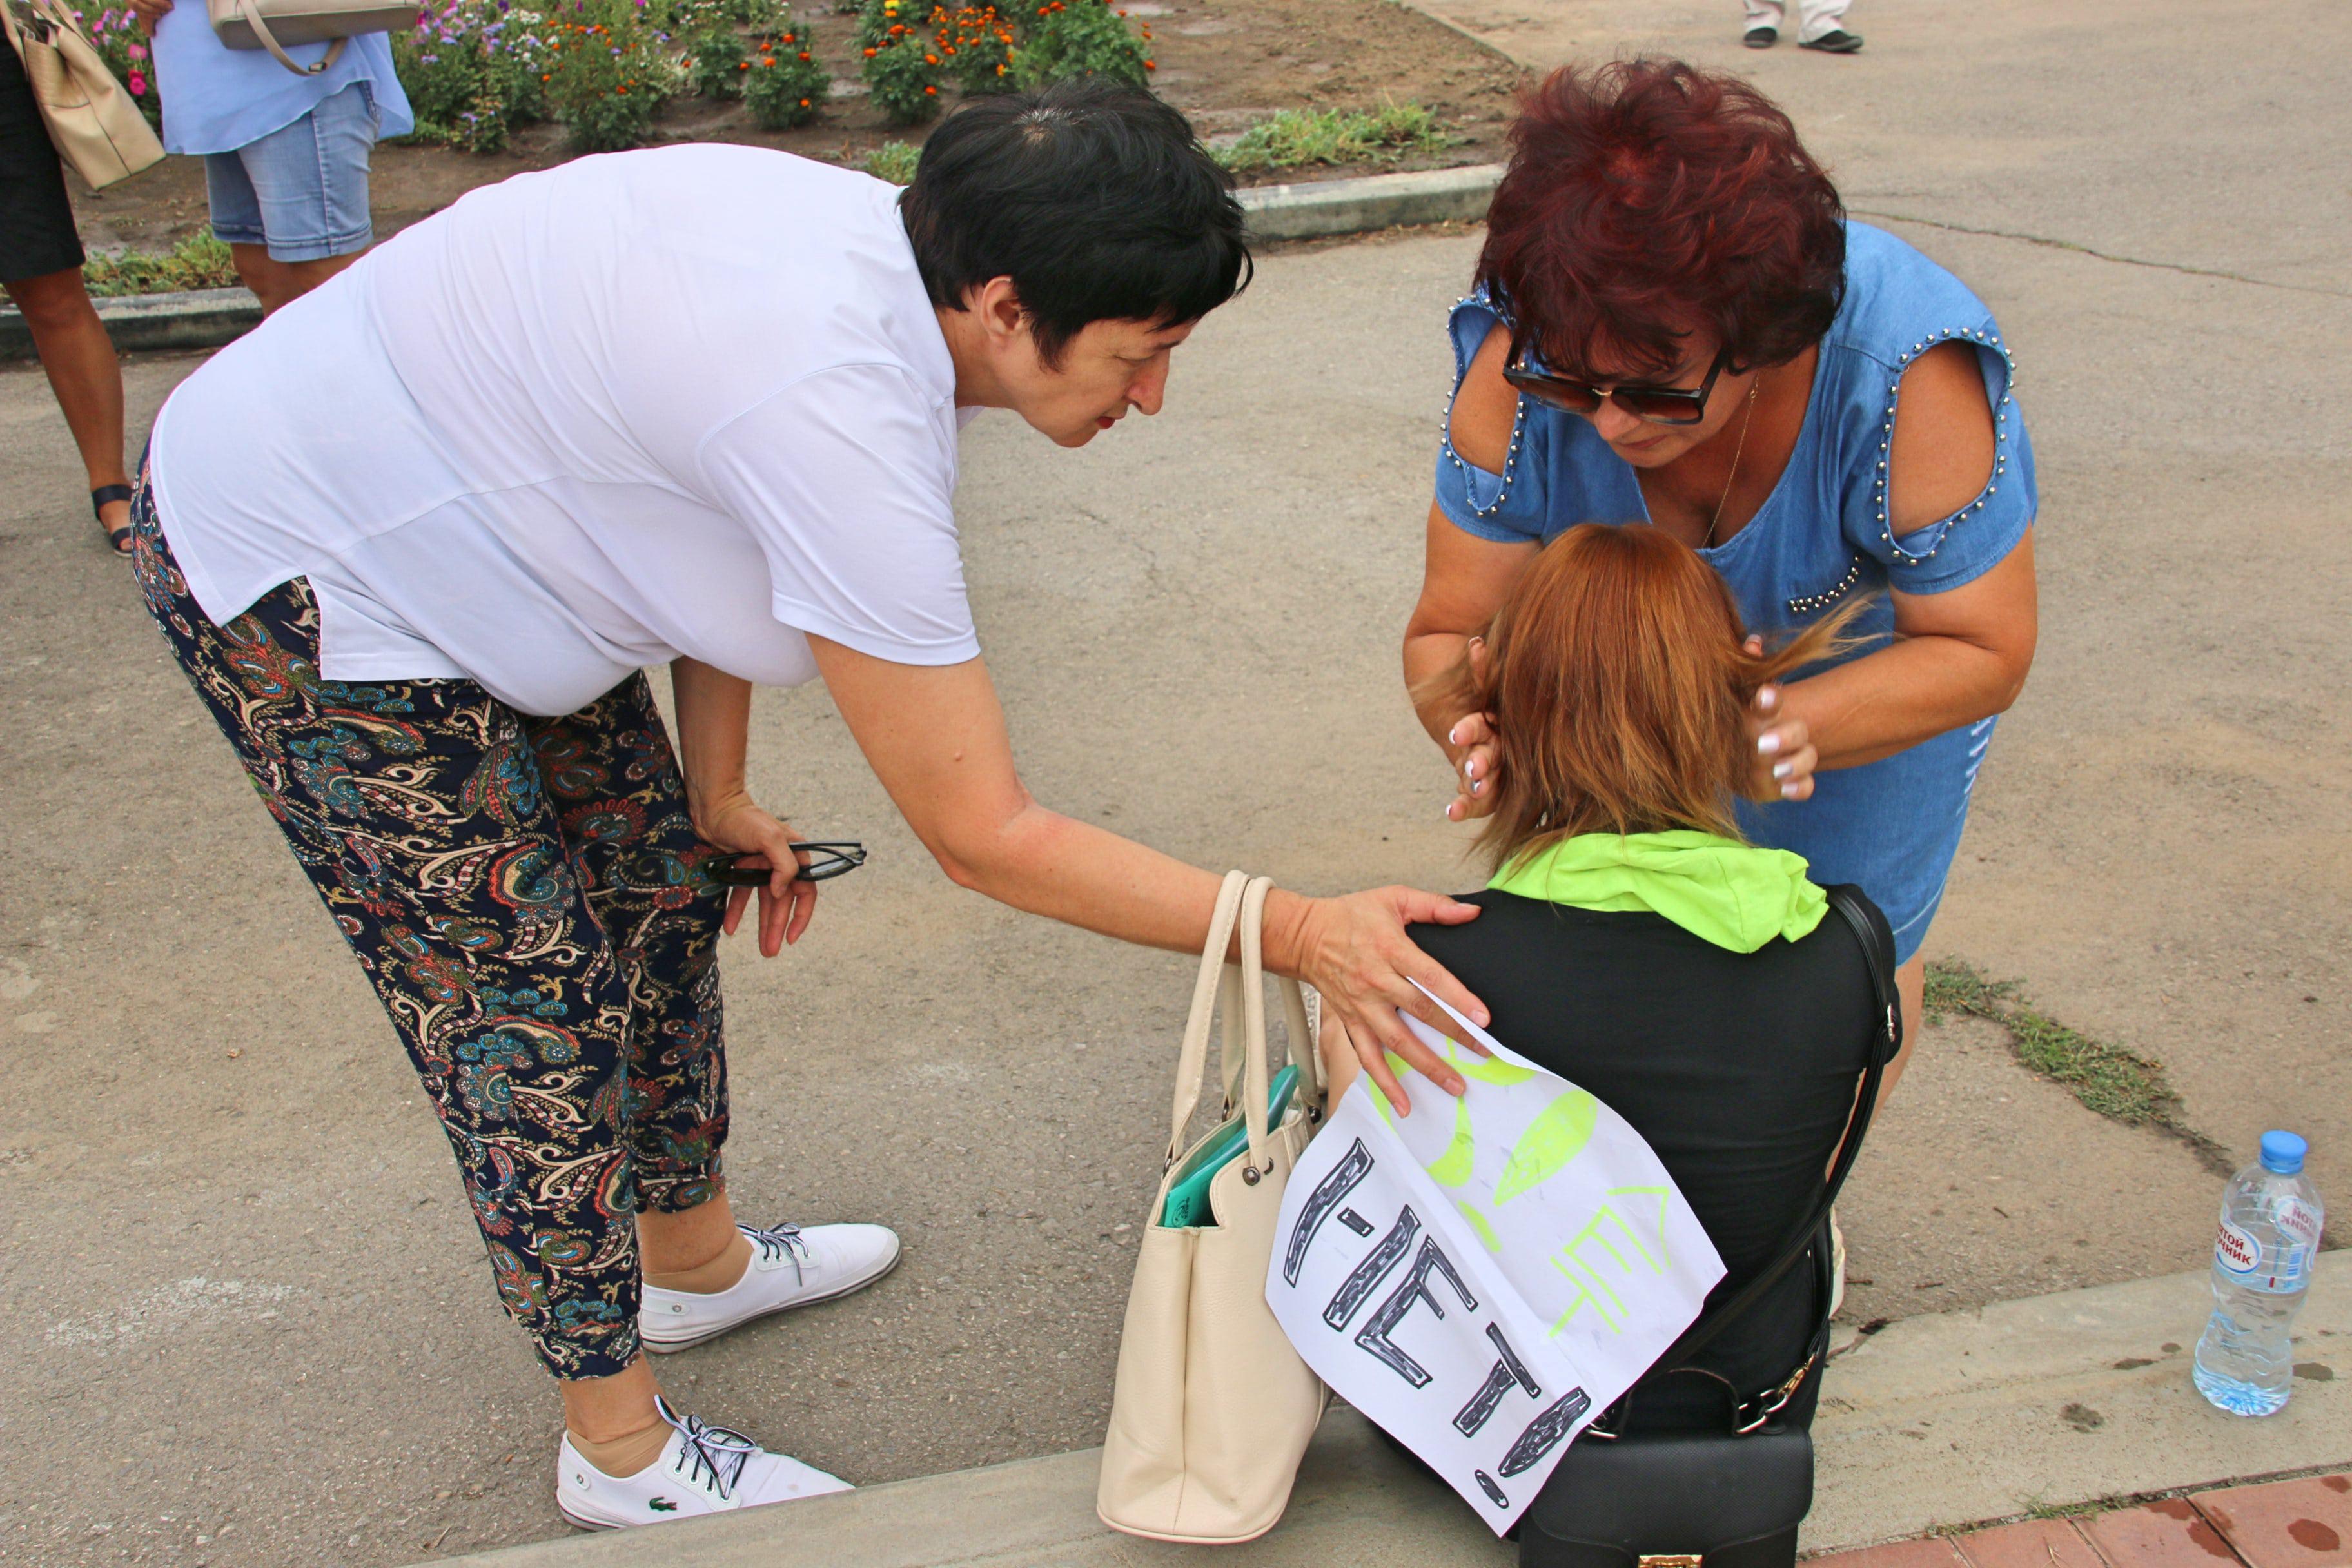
[1489,830,1826,954]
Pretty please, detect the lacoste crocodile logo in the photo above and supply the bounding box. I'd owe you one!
[647,1498,678,1513]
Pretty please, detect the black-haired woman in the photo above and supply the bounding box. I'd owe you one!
[132,83,1489,1528]
[0,24,135,553]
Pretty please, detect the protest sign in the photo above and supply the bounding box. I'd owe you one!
[1265,990,1723,1534]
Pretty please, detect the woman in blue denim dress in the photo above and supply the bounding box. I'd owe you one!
[1404,60,2039,1091]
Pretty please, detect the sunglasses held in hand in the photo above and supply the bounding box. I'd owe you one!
[707,842,868,887]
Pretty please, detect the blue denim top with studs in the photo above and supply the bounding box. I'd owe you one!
[1429,221,2037,963]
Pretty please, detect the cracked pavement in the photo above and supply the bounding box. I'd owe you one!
[3,1,2349,1561]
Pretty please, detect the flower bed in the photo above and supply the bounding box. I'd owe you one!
[58,0,1524,266]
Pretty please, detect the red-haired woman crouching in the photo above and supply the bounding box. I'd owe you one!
[1409,60,2039,1098]
[1329,523,1892,1436]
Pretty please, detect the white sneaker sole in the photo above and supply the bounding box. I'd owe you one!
[640,1244,903,1354]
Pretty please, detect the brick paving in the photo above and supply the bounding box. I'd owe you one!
[1810,1472,2352,1568]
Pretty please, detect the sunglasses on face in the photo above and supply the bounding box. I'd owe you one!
[1502,341,1730,426]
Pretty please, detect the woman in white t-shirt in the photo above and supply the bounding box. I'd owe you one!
[129,83,1489,1529]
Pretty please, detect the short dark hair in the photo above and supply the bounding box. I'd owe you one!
[900,80,1252,365]
[1479,59,1846,380]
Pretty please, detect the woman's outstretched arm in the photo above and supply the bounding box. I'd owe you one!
[809,634,1487,1115]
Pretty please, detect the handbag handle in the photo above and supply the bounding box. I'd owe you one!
[1162,873,1320,1173]
[1628,885,1900,1387]
[235,0,346,77]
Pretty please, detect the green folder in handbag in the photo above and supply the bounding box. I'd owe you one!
[1159,1064,1300,1230]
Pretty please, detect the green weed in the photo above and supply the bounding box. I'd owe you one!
[1925,959,2228,1171]
[863,140,922,183]
[81,236,240,297]
[1215,102,1456,175]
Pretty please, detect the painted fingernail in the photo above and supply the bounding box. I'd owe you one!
[1471,779,1484,794]
[1781,781,1802,799]
[1447,723,1462,745]
[1756,732,1782,756]
[1772,760,1794,780]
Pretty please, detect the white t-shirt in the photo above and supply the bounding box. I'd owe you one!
[150,146,979,718]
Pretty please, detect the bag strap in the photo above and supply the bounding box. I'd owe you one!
[235,0,346,77]
[1162,873,1321,1175]
[1600,885,1901,1427]
[1164,870,1252,1168]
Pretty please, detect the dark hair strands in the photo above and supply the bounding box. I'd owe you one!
[899,79,1253,366]
[1478,58,1846,381]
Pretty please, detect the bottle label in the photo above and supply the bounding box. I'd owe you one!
[2216,1217,2310,1293]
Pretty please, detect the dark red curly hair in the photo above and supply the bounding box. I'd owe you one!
[1478,59,1846,381]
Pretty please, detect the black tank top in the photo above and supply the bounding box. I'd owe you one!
[1408,887,1886,1431]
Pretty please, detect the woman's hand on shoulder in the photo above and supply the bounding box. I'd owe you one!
[694,790,818,957]
[1269,887,1489,1117]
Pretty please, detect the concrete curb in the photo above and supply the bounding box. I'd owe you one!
[1236,162,1504,243]
[0,285,260,362]
[0,166,1504,363]
[429,1255,2347,1567]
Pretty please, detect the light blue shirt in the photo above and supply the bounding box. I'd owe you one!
[151,1,413,155]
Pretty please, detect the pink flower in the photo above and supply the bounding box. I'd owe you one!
[128,70,146,94]
[128,41,146,57]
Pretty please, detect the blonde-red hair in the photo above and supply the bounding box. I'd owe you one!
[1422,524,1865,868]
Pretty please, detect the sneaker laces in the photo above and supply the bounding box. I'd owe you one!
[658,1400,761,1502]
[743,1222,810,1285]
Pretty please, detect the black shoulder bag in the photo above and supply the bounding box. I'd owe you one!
[1515,886,1903,1568]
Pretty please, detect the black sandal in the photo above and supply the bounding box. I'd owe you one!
[91,484,135,555]
[1799,27,1863,51]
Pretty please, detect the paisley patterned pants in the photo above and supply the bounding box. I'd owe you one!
[132,483,730,1380]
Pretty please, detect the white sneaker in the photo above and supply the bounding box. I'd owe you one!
[640,1221,902,1353]
[557,1397,850,1529]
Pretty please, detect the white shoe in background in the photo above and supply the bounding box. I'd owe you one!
[556,1397,850,1529]
[640,1221,902,1353]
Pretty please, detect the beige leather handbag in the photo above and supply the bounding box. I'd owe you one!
[1097,871,1329,1545]
[2,0,164,190]
[206,0,415,77]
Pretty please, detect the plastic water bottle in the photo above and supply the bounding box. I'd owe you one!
[2193,1130,2324,1416]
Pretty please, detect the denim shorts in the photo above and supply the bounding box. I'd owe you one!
[204,81,381,262]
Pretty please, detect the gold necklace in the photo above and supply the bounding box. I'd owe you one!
[1704,377,1762,549]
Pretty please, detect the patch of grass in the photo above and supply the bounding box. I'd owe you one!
[863,139,921,184]
[1215,102,1456,175]
[81,236,240,298]
[1925,959,2230,1173]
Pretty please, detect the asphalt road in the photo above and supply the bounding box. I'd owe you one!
[2,1,2347,1563]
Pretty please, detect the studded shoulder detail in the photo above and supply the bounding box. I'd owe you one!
[1870,326,2019,565]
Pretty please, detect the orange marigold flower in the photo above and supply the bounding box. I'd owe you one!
[737,58,748,66]
[923,51,937,61]
[863,44,876,54]
[923,83,936,92]
[1142,57,1153,66]
[798,95,809,104]
[798,49,810,58]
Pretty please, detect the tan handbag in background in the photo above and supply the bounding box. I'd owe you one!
[1097,871,1330,1545]
[2,0,163,190]
[206,0,414,77]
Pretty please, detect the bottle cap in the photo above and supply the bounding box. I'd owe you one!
[2259,1130,2307,1175]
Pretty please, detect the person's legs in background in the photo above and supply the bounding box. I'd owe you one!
[1742,0,1785,46]
[2,33,132,553]
[1794,0,1861,52]
[205,80,382,314]
[1,268,132,550]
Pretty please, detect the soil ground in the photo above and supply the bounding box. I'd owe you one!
[63,0,1524,254]
[2,0,2347,1563]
